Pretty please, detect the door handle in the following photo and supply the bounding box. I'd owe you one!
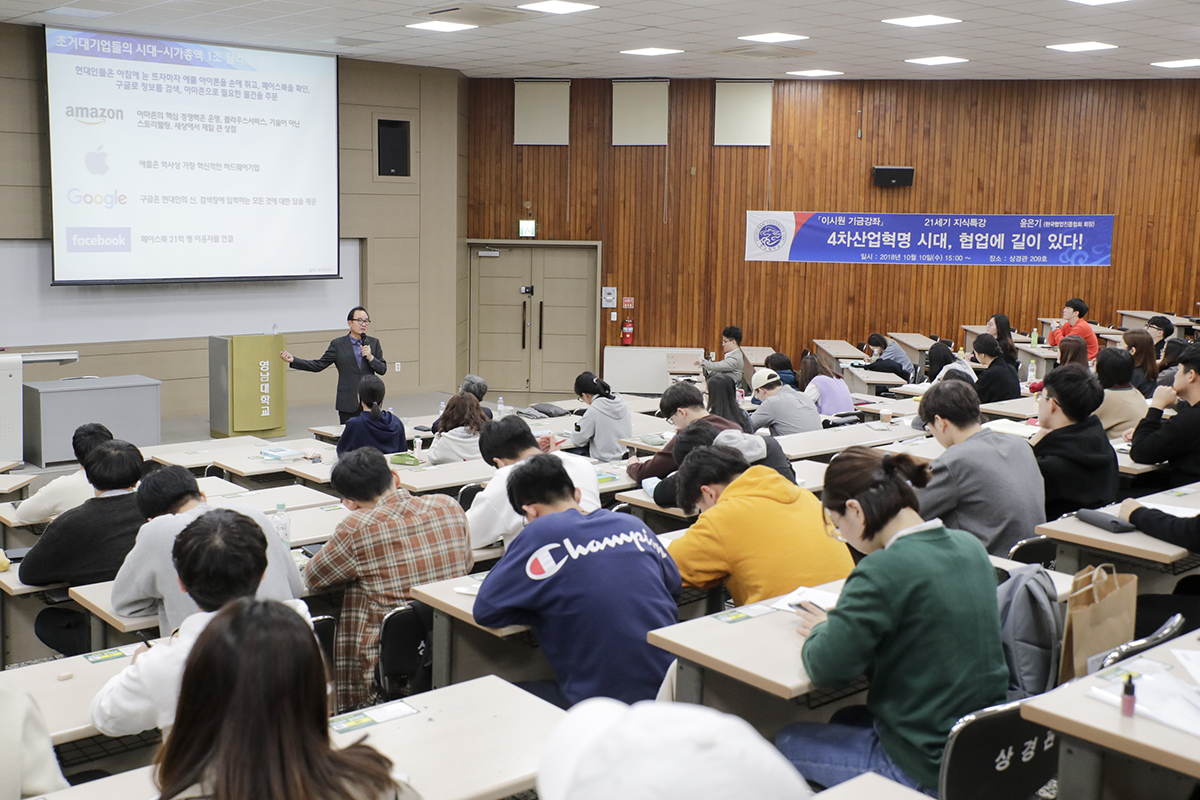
[522,301,527,350]
[539,301,544,350]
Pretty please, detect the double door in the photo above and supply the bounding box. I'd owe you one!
[469,245,598,394]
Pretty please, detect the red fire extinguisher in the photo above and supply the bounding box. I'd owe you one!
[621,317,634,345]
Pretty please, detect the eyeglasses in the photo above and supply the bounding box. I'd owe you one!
[1144,324,1162,333]
[352,318,371,325]
[666,409,681,427]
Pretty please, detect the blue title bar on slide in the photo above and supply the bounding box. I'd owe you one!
[745,211,1114,266]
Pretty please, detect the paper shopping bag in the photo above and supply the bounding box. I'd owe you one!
[1058,563,1137,684]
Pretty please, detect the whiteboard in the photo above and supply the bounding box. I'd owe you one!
[603,346,705,395]
[0,239,360,348]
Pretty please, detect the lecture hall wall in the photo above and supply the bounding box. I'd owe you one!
[0,22,469,418]
[468,77,1200,360]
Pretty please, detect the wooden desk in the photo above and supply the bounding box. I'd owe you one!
[1021,635,1200,798]
[619,431,673,454]
[792,460,829,494]
[4,639,161,745]
[1038,318,1121,341]
[0,474,35,502]
[0,568,69,668]
[886,384,929,399]
[665,350,703,375]
[741,346,776,367]
[1015,344,1059,381]
[1100,333,1124,348]
[775,423,925,461]
[138,435,268,460]
[594,461,638,495]
[309,424,344,444]
[813,339,865,375]
[212,439,338,482]
[69,581,158,651]
[842,367,906,397]
[207,484,336,515]
[887,332,936,376]
[614,488,696,519]
[397,460,496,494]
[1117,309,1194,339]
[194,475,245,497]
[0,460,18,474]
[980,395,1038,420]
[288,503,352,547]
[552,395,662,416]
[813,772,931,799]
[312,415,438,445]
[961,324,1030,354]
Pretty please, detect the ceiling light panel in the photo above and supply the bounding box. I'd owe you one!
[905,56,968,65]
[620,47,683,56]
[406,21,479,32]
[1151,58,1200,68]
[1065,0,1133,5]
[883,15,962,28]
[787,69,843,76]
[518,1,598,13]
[1046,41,1118,52]
[738,32,808,43]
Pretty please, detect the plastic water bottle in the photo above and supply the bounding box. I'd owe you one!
[413,436,422,456]
[497,397,507,418]
[1031,328,1039,347]
[1027,360,1037,383]
[439,401,447,416]
[271,323,279,336]
[271,502,291,545]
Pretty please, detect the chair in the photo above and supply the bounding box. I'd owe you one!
[1099,613,1185,669]
[1007,535,1057,569]
[311,615,337,665]
[373,600,435,700]
[457,483,485,511]
[823,414,861,429]
[611,502,635,515]
[939,699,1058,800]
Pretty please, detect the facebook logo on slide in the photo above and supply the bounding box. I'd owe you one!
[65,227,131,252]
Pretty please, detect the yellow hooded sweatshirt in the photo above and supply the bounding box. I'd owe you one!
[667,465,854,606]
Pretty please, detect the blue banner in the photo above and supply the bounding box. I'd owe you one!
[745,211,1114,266]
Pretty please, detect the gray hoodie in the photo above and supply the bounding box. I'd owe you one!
[750,388,822,436]
[569,394,633,462]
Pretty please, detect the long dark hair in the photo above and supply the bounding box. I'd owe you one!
[1160,338,1188,372]
[1124,330,1159,382]
[573,371,615,400]
[705,374,752,433]
[357,374,386,421]
[796,353,841,391]
[925,340,957,383]
[440,391,489,434]
[822,447,931,542]
[991,315,1019,362]
[155,599,397,800]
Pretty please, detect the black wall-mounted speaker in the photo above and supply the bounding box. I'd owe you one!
[872,165,914,187]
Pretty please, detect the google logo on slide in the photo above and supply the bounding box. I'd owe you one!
[67,188,127,209]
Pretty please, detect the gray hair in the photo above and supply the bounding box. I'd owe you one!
[461,374,488,401]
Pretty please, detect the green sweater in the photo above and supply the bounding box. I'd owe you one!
[801,525,1008,789]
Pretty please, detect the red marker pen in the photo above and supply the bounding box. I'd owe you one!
[1121,674,1136,718]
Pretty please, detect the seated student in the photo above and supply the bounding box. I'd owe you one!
[20,440,147,655]
[0,679,68,799]
[1123,329,1160,398]
[431,374,493,433]
[915,381,1046,555]
[9,423,112,526]
[625,383,745,483]
[1030,364,1119,520]
[1121,495,1200,550]
[764,352,798,390]
[92,509,312,737]
[305,447,472,710]
[566,372,632,462]
[1157,337,1188,387]
[925,340,975,385]
[1094,348,1148,438]
[426,390,487,465]
[706,374,752,433]
[336,374,405,457]
[988,314,1022,372]
[775,447,1008,795]
[473,455,681,708]
[1129,344,1200,486]
[652,420,795,509]
[538,697,812,800]
[749,369,822,437]
[1047,297,1099,359]
[668,446,853,606]
[696,326,748,390]
[1145,314,1175,359]
[154,598,421,800]
[864,333,915,382]
[970,334,1022,404]
[111,466,304,633]
[469,416,601,549]
[797,354,856,414]
[1027,335,1088,393]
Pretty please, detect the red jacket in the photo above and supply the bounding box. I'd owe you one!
[1048,319,1099,360]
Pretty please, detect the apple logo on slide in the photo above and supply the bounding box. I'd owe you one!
[85,146,109,175]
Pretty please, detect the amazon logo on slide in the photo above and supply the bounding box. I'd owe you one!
[65,105,125,124]
[525,543,567,581]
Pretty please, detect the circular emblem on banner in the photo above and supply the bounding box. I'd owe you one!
[755,220,785,252]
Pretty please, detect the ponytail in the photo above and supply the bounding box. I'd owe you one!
[356,374,386,422]
[573,371,614,400]
[369,401,382,421]
[823,447,931,541]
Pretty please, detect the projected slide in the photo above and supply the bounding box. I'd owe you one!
[45,28,338,283]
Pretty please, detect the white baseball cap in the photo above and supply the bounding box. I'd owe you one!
[751,369,782,393]
[537,698,813,800]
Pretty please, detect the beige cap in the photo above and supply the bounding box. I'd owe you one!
[750,369,781,392]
